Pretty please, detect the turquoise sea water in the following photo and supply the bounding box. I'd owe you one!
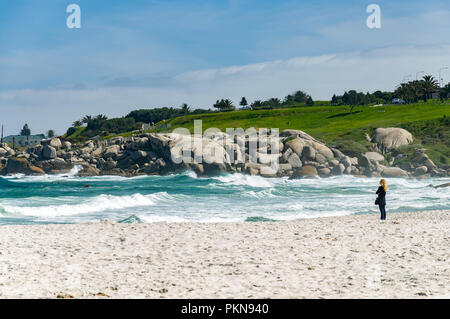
[0,166,448,225]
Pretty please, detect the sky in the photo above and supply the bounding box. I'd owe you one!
[0,0,450,135]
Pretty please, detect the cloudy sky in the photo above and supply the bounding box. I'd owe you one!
[1,0,450,135]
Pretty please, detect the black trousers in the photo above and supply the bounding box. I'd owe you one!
[379,204,386,220]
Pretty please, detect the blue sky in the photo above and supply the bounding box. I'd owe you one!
[1,0,450,135]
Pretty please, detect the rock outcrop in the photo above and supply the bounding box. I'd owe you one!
[290,166,318,179]
[0,129,447,179]
[0,157,45,175]
[371,128,413,151]
[381,167,409,178]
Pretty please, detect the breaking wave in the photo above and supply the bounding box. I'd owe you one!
[0,193,165,217]
[0,171,448,224]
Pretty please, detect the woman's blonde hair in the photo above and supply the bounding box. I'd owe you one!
[380,179,387,191]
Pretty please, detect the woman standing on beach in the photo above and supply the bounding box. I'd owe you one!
[376,179,387,220]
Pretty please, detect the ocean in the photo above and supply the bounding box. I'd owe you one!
[0,165,448,225]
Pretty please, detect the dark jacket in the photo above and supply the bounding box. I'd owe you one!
[376,186,386,206]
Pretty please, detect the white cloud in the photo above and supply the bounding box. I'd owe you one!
[1,44,450,135]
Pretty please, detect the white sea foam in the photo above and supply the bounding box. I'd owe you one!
[245,189,277,198]
[3,165,83,182]
[213,173,276,187]
[0,193,164,217]
[1,173,448,223]
[185,170,198,179]
[2,173,25,179]
[64,165,83,177]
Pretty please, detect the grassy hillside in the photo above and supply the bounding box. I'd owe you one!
[155,102,449,165]
[64,126,86,141]
[64,101,449,166]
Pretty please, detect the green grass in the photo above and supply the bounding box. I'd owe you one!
[65,101,449,167]
[398,116,450,166]
[63,126,86,142]
[102,130,139,140]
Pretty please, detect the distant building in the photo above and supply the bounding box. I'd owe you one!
[392,98,406,105]
[3,134,45,147]
[141,123,152,132]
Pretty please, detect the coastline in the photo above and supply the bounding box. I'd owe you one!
[0,209,449,299]
[2,128,449,181]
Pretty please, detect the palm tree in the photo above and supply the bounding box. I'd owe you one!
[82,115,92,123]
[223,99,235,110]
[213,99,235,111]
[394,82,416,103]
[72,120,83,127]
[267,98,281,107]
[95,114,108,121]
[394,80,429,103]
[251,100,264,110]
[421,75,439,101]
[181,103,191,113]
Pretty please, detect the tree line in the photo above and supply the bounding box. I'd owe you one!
[67,105,214,138]
[331,75,448,106]
[66,89,316,138]
[17,124,55,138]
[213,90,314,111]
[64,77,449,139]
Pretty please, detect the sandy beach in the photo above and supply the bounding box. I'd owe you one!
[0,210,449,299]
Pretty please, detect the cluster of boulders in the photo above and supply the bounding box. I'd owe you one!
[0,127,448,179]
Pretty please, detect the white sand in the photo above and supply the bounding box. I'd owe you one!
[0,210,449,299]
